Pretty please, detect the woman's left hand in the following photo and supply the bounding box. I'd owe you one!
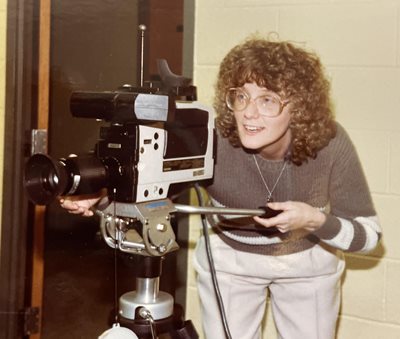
[253,201,326,233]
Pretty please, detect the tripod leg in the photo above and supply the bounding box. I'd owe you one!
[174,320,199,339]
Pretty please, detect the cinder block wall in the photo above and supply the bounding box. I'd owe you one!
[186,1,400,338]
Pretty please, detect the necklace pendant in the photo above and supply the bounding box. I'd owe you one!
[253,154,287,206]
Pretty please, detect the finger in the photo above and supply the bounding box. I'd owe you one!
[267,201,290,211]
[254,215,281,228]
[83,209,94,217]
[61,199,78,210]
[67,206,85,214]
[256,208,288,223]
[276,224,290,233]
[65,201,88,213]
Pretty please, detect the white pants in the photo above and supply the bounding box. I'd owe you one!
[193,234,345,339]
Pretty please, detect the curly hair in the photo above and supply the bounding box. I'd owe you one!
[214,36,337,165]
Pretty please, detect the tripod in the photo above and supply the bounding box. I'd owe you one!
[97,198,198,339]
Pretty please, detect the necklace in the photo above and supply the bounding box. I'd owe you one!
[253,154,287,203]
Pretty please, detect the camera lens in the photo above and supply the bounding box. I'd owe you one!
[24,154,68,205]
[24,153,108,205]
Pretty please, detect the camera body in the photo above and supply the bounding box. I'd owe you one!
[95,99,214,203]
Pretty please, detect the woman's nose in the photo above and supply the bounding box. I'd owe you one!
[243,100,260,119]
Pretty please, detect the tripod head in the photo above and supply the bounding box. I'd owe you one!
[96,197,179,257]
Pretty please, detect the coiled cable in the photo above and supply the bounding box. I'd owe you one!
[194,183,232,339]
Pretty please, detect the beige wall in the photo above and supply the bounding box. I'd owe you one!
[0,0,7,244]
[0,0,398,336]
[187,0,400,338]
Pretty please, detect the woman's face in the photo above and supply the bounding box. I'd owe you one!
[232,82,292,159]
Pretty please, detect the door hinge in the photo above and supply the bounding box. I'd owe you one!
[22,307,40,336]
[30,129,48,155]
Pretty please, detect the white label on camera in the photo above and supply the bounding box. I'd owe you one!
[107,143,122,149]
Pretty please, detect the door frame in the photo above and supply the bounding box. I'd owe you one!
[0,0,49,338]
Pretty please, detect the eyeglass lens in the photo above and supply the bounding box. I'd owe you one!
[226,89,283,117]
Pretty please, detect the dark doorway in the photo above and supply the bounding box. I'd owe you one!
[43,0,189,338]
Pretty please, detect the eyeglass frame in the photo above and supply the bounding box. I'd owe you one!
[225,87,290,118]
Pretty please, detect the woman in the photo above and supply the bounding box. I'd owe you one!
[192,37,381,339]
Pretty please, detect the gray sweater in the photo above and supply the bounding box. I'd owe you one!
[207,123,381,256]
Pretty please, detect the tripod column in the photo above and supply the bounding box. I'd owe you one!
[119,256,174,320]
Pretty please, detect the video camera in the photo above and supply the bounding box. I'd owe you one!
[24,59,215,258]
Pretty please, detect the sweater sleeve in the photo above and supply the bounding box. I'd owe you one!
[311,126,381,253]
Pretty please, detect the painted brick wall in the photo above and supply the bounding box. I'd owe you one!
[186,0,400,338]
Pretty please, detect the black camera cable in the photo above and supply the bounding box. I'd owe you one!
[112,188,120,324]
[194,183,233,339]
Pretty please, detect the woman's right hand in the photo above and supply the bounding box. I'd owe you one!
[59,192,105,217]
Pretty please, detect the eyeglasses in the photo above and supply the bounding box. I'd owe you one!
[225,88,290,117]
